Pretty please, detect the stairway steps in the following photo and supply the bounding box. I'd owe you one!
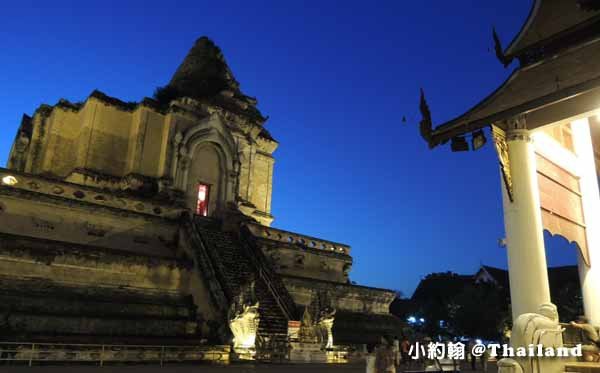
[192,221,291,338]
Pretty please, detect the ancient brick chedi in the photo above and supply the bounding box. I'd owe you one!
[0,37,401,358]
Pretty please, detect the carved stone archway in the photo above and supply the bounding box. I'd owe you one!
[172,113,239,216]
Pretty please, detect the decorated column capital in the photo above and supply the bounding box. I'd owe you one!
[504,115,532,143]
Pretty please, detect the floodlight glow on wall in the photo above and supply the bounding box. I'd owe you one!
[1,175,18,186]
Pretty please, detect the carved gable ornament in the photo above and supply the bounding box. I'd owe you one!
[492,125,514,202]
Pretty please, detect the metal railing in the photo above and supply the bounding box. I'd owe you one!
[0,342,230,366]
[185,215,230,314]
[240,225,299,321]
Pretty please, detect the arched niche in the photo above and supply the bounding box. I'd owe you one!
[174,113,238,217]
[185,143,224,216]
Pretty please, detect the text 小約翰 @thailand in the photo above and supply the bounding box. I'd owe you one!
[408,341,583,360]
[481,343,582,358]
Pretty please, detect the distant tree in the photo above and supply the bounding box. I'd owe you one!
[553,281,583,322]
[448,282,509,341]
[410,272,473,338]
[389,291,414,321]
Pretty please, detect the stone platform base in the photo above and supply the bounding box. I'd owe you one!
[0,363,366,372]
[289,342,327,363]
[231,348,256,361]
[0,342,230,365]
[565,361,600,373]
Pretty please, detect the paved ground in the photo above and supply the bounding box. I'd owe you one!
[0,362,497,373]
[0,363,362,373]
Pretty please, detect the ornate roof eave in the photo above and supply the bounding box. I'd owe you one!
[423,74,600,148]
[420,69,519,148]
[428,82,600,149]
[420,36,600,148]
[504,0,540,57]
[504,0,600,60]
[507,14,600,67]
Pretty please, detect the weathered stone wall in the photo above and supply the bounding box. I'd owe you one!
[23,97,169,179]
[0,233,202,339]
[38,105,85,177]
[0,190,225,340]
[281,276,396,315]
[247,223,352,283]
[0,235,189,291]
[251,152,274,214]
[8,93,278,225]
[136,108,172,177]
[0,191,178,257]
[263,244,351,283]
[0,170,231,340]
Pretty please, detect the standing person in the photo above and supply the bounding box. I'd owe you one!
[375,336,396,373]
[570,316,600,362]
[400,336,411,368]
[366,344,376,373]
[392,335,400,367]
[480,346,489,372]
[467,339,477,371]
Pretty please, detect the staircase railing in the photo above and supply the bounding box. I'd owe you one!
[239,225,298,322]
[186,214,298,324]
[183,215,230,313]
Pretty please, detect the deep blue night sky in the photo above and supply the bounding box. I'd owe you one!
[0,1,578,296]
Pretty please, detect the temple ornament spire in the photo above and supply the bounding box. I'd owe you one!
[155,36,266,125]
[418,88,433,147]
[492,27,513,68]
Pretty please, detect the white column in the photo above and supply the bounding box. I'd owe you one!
[501,126,551,320]
[571,118,600,325]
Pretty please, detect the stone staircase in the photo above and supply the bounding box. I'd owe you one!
[188,216,295,355]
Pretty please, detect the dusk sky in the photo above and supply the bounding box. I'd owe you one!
[0,0,579,296]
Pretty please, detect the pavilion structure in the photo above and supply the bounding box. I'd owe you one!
[420,0,600,331]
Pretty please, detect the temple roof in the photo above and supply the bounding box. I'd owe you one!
[421,1,600,148]
[505,0,600,58]
[426,38,600,147]
[477,265,579,293]
[476,265,510,289]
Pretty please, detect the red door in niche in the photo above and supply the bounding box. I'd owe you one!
[196,183,210,216]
